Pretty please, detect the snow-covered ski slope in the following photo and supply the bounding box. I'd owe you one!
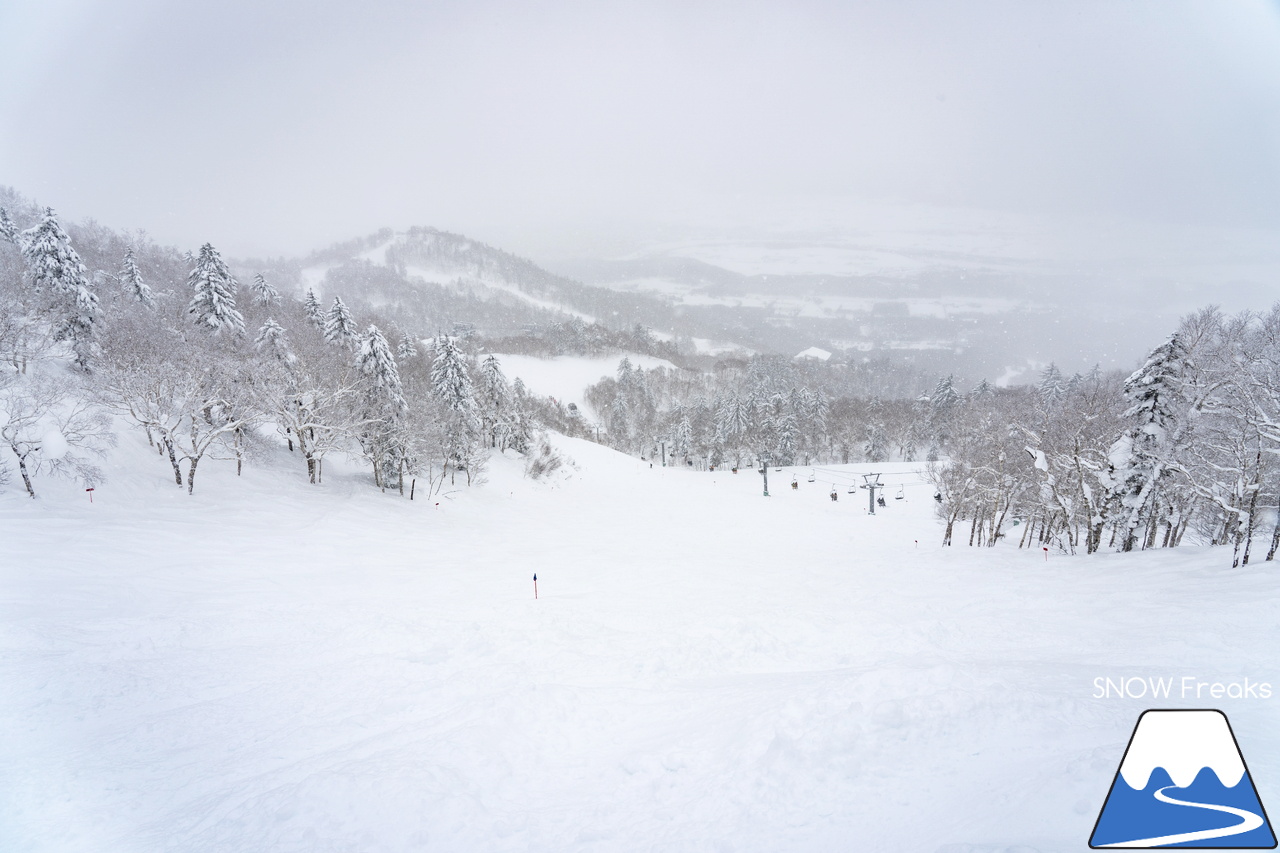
[2,433,1278,852]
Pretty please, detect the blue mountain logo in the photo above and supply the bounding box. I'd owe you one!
[1090,709,1276,848]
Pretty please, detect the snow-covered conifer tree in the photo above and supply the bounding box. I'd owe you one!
[773,410,798,463]
[1038,363,1066,405]
[714,394,752,467]
[432,334,480,481]
[354,325,409,488]
[931,375,960,412]
[609,395,632,448]
[254,319,296,366]
[801,387,829,442]
[1109,334,1190,552]
[303,289,325,329]
[864,423,888,463]
[21,208,100,369]
[431,335,475,418]
[0,207,17,244]
[507,376,534,453]
[251,273,279,306]
[478,354,512,448]
[324,296,357,347]
[356,325,405,409]
[119,247,154,308]
[671,414,690,458]
[187,243,244,336]
[928,374,961,449]
[397,332,418,360]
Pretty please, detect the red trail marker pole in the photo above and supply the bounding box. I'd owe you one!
[1043,547,1049,561]
[533,573,538,599]
[85,488,94,503]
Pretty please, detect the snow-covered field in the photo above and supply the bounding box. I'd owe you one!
[484,353,677,412]
[3,433,1278,852]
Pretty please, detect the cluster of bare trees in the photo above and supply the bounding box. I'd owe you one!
[585,354,934,468]
[581,306,1280,564]
[930,306,1280,563]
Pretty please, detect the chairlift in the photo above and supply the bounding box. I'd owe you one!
[847,484,856,494]
[807,469,816,483]
[895,484,905,500]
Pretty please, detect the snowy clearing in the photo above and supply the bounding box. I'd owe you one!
[2,434,1278,852]
[484,353,677,411]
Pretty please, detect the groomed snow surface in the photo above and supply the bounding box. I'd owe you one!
[3,432,1279,852]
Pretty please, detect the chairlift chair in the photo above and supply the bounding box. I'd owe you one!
[807,470,816,483]
[895,484,905,500]
[847,484,856,494]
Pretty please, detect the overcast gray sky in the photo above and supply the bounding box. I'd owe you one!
[2,0,1280,263]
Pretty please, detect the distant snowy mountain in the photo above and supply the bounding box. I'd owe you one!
[554,243,1165,384]
[275,227,688,349]
[242,222,1189,385]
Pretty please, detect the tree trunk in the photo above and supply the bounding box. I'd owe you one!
[1090,519,1106,555]
[163,437,183,486]
[1241,450,1262,565]
[235,428,243,476]
[186,456,199,495]
[1241,512,1257,566]
[13,450,35,498]
[1265,507,1280,561]
[1232,518,1244,569]
[1143,513,1159,550]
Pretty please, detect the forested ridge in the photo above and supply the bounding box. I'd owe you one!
[3,188,1277,564]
